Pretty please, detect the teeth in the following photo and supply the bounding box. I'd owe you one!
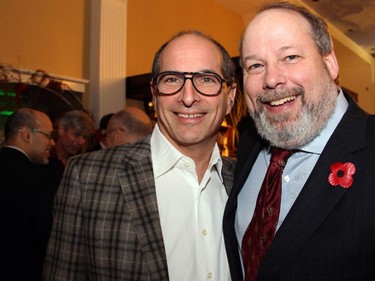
[270,96,296,106]
[178,113,204,118]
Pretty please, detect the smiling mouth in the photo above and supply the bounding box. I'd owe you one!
[269,95,297,106]
[177,113,205,118]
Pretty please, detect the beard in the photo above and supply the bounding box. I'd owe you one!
[250,80,338,150]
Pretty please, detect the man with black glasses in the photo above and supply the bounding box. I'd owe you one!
[44,30,237,281]
[0,108,57,281]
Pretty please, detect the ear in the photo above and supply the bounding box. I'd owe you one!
[111,130,118,146]
[150,81,158,107]
[226,84,237,115]
[150,81,157,98]
[323,50,339,81]
[19,127,32,144]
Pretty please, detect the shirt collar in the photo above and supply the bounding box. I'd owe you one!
[150,124,223,180]
[4,145,32,161]
[300,88,348,155]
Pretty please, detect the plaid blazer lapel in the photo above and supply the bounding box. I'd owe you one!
[118,138,169,280]
[221,157,236,195]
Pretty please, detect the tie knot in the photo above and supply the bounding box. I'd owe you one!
[270,148,294,167]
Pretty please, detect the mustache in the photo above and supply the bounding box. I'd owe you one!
[257,87,304,103]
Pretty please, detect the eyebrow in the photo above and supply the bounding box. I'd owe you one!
[243,55,258,62]
[243,46,297,61]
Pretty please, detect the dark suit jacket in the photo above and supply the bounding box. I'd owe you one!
[223,92,375,281]
[0,147,58,281]
[44,136,236,281]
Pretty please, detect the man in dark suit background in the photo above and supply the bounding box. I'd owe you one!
[224,1,375,281]
[44,30,237,281]
[0,108,57,280]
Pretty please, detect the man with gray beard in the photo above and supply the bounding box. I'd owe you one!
[223,1,375,281]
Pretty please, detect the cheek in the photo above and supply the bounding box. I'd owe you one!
[107,136,114,145]
[242,82,257,113]
[154,98,174,129]
[287,61,320,88]
[244,93,256,113]
[243,75,259,100]
[154,99,166,120]
[42,140,49,149]
[66,136,78,146]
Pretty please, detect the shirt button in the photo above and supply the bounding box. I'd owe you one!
[202,229,208,236]
[284,175,290,183]
[207,272,213,279]
[184,161,190,168]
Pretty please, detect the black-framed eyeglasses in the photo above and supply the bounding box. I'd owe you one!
[31,128,53,140]
[152,71,232,97]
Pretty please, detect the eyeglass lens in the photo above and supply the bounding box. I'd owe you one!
[32,128,53,140]
[156,72,223,96]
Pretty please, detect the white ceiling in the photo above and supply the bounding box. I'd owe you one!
[216,0,375,58]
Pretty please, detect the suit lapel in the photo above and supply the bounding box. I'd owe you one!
[258,95,368,280]
[223,130,264,281]
[118,140,169,280]
[221,157,236,195]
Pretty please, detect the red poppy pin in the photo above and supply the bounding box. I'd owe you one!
[328,162,356,188]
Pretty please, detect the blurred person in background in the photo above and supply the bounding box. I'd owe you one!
[87,112,115,151]
[0,108,57,281]
[48,110,95,180]
[97,112,115,149]
[105,107,152,147]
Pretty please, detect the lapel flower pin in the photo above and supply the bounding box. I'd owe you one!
[328,162,356,188]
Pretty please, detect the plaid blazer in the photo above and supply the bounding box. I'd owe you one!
[43,135,236,281]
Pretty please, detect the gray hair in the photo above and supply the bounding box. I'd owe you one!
[239,1,333,62]
[58,110,95,137]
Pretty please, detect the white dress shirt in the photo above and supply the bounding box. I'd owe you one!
[151,124,231,281]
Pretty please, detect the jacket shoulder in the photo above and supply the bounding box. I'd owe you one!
[69,136,151,169]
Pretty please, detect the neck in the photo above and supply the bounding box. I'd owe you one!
[179,141,216,183]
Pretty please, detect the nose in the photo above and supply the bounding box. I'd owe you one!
[263,62,287,89]
[49,139,56,146]
[178,78,200,107]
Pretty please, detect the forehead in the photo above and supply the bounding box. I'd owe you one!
[65,127,90,137]
[242,9,313,52]
[35,112,52,128]
[159,34,222,72]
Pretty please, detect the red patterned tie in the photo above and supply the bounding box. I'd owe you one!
[241,148,294,281]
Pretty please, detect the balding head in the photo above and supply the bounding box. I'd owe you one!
[4,108,55,164]
[106,107,152,147]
